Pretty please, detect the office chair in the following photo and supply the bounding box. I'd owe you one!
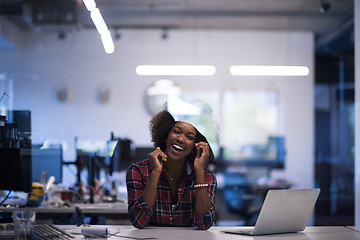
[223,171,259,225]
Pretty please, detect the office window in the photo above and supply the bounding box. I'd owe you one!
[168,90,283,165]
[222,90,281,162]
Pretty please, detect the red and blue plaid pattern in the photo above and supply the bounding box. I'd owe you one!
[126,159,216,230]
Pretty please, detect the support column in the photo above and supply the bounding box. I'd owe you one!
[354,0,360,226]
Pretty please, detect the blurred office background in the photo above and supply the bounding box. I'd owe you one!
[0,0,358,226]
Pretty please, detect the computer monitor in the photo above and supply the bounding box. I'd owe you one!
[8,110,31,133]
[75,140,108,184]
[31,144,63,184]
[0,148,32,192]
[0,110,32,192]
[133,146,155,163]
[110,139,133,172]
[7,110,31,149]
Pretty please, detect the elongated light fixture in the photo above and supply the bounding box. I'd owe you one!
[100,30,115,54]
[83,0,114,54]
[90,8,108,35]
[83,0,96,11]
[136,65,216,76]
[230,65,309,76]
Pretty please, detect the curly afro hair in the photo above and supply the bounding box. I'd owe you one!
[149,110,176,152]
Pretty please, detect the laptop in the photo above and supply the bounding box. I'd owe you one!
[222,188,321,236]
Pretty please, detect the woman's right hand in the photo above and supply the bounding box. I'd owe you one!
[148,147,167,173]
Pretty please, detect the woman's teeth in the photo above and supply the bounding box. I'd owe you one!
[173,144,184,151]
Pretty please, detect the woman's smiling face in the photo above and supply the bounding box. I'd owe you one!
[166,121,197,161]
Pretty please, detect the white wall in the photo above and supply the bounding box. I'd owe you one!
[0,28,314,189]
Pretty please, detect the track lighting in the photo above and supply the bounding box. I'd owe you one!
[319,0,331,13]
[161,27,168,40]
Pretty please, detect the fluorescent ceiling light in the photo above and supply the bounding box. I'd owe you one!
[101,30,114,54]
[83,0,96,11]
[84,0,115,54]
[136,65,216,76]
[230,65,310,76]
[90,8,108,35]
[101,32,114,54]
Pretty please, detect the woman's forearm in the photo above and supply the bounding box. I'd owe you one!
[142,170,161,208]
[195,170,212,214]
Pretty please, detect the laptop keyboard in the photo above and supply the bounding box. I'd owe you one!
[34,224,75,240]
[234,229,253,235]
[222,229,254,235]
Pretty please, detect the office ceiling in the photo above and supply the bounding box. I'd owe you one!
[0,0,355,56]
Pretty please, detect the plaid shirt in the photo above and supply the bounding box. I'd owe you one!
[126,159,217,230]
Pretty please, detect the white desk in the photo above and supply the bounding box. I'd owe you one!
[59,225,360,240]
[346,226,360,233]
[0,202,129,224]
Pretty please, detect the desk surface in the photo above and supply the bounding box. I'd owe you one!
[59,225,360,240]
[0,202,127,214]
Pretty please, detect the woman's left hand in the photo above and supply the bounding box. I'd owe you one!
[193,141,210,171]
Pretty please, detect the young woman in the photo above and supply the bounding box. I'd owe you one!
[126,110,217,230]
